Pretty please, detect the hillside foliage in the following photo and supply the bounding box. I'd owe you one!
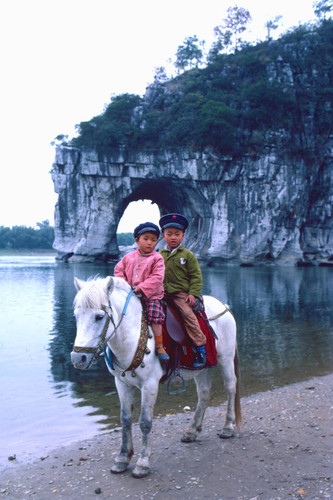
[69,19,333,158]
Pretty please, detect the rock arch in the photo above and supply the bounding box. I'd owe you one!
[51,145,333,265]
[125,178,213,251]
[51,147,214,263]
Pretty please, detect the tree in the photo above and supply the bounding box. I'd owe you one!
[175,35,205,72]
[214,5,252,53]
[313,0,333,20]
[207,40,223,62]
[51,134,69,147]
[0,222,54,249]
[117,232,135,246]
[36,220,54,248]
[72,93,142,152]
[198,100,238,150]
[265,15,282,40]
[153,66,169,83]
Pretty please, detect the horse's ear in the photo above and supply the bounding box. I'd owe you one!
[74,277,85,291]
[105,276,114,295]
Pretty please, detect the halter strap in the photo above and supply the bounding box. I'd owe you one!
[104,301,153,377]
[72,287,136,367]
[120,309,151,376]
[72,303,115,368]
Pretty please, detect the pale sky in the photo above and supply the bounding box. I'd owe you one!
[0,0,318,231]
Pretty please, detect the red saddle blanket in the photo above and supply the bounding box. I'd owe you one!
[162,306,217,369]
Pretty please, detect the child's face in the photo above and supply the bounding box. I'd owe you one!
[136,231,159,254]
[163,227,184,250]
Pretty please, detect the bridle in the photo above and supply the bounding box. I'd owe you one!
[72,288,136,369]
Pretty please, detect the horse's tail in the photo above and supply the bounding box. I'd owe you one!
[234,345,242,428]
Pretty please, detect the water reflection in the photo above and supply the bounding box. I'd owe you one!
[50,262,110,383]
[49,264,333,427]
[49,263,120,426]
[1,258,332,468]
[202,266,333,393]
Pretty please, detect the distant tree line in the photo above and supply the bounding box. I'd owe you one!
[0,222,134,250]
[0,221,54,249]
[117,232,135,246]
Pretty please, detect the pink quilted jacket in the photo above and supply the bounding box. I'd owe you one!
[114,248,165,300]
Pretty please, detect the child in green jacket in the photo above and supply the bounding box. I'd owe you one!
[159,213,206,369]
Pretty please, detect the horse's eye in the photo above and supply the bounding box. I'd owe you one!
[95,314,104,321]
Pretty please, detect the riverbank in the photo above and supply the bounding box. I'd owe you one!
[1,374,332,499]
[0,249,57,256]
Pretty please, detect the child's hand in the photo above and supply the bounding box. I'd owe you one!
[186,294,196,306]
[134,286,142,295]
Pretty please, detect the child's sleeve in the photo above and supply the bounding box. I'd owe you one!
[187,252,203,297]
[114,257,126,280]
[139,255,165,300]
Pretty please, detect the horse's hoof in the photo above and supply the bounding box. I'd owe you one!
[218,428,234,439]
[181,434,197,443]
[132,465,150,478]
[111,462,128,474]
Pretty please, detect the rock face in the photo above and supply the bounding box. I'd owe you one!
[51,144,332,265]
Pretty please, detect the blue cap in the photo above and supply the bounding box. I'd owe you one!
[159,213,189,231]
[134,222,160,238]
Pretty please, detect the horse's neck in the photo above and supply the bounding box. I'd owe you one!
[109,290,144,363]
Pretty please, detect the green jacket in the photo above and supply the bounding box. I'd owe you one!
[159,245,202,297]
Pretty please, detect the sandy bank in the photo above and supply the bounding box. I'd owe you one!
[1,374,332,499]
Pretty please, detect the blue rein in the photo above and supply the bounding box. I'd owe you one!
[103,287,136,371]
[122,287,136,314]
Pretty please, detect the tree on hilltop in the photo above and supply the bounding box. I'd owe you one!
[175,35,205,72]
[213,5,252,53]
[265,15,282,40]
[314,0,333,20]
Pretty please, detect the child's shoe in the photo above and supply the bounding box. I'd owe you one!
[193,345,206,368]
[155,345,170,361]
[154,335,170,361]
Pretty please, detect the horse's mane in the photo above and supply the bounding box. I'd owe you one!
[74,275,131,310]
[113,276,132,293]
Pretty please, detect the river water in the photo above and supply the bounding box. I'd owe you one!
[0,256,332,468]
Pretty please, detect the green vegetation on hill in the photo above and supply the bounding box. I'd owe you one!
[68,19,333,159]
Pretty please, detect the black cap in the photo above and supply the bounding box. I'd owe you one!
[159,213,189,231]
[133,222,160,238]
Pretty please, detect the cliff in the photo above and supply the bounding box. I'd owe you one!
[51,21,333,266]
[51,144,332,265]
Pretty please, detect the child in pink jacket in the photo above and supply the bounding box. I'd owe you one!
[114,222,169,361]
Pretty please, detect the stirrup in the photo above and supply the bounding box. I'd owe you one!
[167,371,186,395]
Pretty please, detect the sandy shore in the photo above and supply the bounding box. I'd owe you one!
[1,374,332,500]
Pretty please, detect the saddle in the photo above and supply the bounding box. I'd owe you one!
[160,299,218,390]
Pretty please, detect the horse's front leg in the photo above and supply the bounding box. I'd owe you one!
[132,379,159,478]
[111,379,135,474]
[181,369,211,443]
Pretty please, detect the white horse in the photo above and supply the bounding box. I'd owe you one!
[71,276,241,478]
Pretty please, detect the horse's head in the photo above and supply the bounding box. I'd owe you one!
[71,276,115,369]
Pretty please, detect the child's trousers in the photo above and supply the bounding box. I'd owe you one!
[165,291,206,346]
